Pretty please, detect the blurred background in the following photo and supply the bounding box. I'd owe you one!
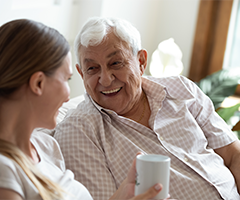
[0,0,200,97]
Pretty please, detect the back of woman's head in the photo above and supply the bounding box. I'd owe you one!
[0,19,70,97]
[74,17,141,65]
[0,19,70,200]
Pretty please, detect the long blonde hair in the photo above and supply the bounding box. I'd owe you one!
[0,139,65,200]
[0,19,70,199]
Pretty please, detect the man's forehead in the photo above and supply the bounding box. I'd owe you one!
[82,49,122,64]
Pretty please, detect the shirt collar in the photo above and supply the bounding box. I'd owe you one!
[141,76,167,102]
[85,76,168,119]
[85,93,115,122]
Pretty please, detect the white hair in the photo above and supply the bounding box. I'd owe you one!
[74,17,142,66]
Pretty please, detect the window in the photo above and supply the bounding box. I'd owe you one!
[223,0,240,69]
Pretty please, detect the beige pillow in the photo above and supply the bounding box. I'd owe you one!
[35,94,85,136]
[57,95,85,124]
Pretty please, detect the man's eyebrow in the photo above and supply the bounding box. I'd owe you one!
[83,58,95,64]
[107,50,120,58]
[83,50,121,64]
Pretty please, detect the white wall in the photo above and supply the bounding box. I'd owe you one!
[0,0,200,98]
[101,0,200,76]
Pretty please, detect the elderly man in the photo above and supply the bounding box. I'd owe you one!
[54,17,240,200]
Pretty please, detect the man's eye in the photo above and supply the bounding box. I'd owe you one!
[111,61,123,69]
[112,61,120,65]
[86,66,99,74]
[87,66,95,71]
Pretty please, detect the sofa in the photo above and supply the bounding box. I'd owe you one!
[36,94,85,136]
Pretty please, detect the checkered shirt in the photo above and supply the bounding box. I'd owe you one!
[54,75,239,200]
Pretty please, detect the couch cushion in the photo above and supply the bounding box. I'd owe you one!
[35,94,85,136]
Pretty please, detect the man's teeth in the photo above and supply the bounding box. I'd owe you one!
[102,88,121,94]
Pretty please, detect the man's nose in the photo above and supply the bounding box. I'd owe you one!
[98,67,115,87]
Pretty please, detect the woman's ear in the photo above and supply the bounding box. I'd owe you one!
[29,71,45,96]
[138,49,148,75]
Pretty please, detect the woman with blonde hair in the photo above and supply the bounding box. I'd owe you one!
[0,19,163,200]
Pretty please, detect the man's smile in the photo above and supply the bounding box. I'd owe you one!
[101,87,122,95]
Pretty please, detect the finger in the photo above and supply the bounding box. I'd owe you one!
[134,152,144,169]
[136,151,144,156]
[127,160,136,183]
[128,152,146,184]
[133,152,144,172]
[166,194,171,199]
[133,183,162,200]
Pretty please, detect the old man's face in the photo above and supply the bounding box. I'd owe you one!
[77,32,146,116]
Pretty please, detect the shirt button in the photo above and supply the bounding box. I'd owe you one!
[184,157,188,162]
[159,136,164,141]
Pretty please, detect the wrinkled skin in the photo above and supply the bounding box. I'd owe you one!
[76,31,147,119]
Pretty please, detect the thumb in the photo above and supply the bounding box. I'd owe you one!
[127,152,144,183]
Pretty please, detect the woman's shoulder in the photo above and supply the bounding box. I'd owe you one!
[0,154,26,198]
[0,154,23,181]
[31,129,66,171]
[0,153,17,169]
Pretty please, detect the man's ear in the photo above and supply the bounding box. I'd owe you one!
[29,71,45,96]
[137,49,148,75]
[76,64,83,79]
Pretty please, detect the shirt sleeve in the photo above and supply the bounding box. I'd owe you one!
[179,75,237,149]
[54,116,117,200]
[0,155,25,198]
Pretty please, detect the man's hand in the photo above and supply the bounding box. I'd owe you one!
[109,152,173,200]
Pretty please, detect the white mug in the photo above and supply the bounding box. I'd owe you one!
[135,154,171,199]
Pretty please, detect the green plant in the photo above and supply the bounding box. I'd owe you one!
[196,68,240,138]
